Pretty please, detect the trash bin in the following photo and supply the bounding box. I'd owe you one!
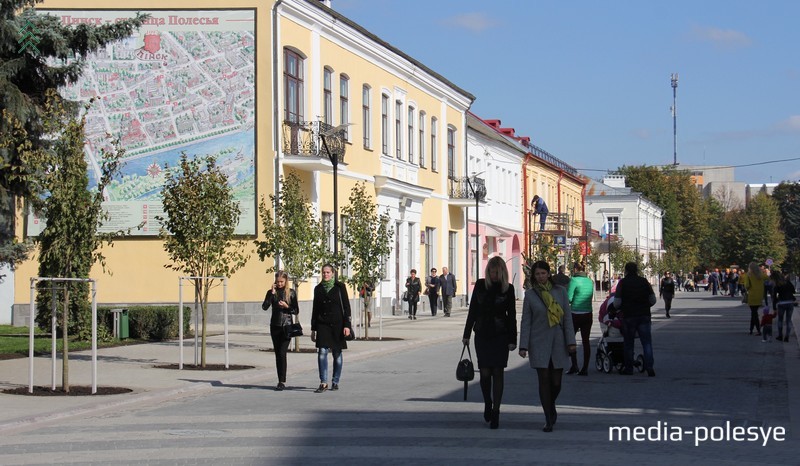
[119,309,129,339]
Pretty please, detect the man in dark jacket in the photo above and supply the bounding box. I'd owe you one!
[531,195,548,230]
[439,267,457,317]
[613,262,657,377]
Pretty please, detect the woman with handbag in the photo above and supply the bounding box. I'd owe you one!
[519,260,576,432]
[405,269,422,320]
[311,264,353,393]
[262,270,299,391]
[462,256,517,429]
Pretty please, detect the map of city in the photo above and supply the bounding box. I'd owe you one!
[28,10,256,236]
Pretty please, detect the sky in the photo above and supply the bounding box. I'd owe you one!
[335,0,800,184]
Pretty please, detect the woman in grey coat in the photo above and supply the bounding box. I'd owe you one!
[519,260,576,432]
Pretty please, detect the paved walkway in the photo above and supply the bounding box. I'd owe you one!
[0,291,798,464]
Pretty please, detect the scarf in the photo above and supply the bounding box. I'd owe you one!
[322,278,334,293]
[534,281,564,327]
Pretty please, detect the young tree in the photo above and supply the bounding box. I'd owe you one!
[723,192,787,267]
[1,2,147,267]
[158,154,250,368]
[339,182,393,338]
[255,172,328,292]
[773,182,800,275]
[33,91,125,392]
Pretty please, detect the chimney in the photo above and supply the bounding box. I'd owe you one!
[518,136,530,146]
[484,119,502,129]
[499,127,515,138]
[318,0,332,7]
[602,175,627,188]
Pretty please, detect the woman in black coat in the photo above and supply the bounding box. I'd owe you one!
[405,269,422,319]
[462,256,517,429]
[311,264,352,393]
[261,270,299,391]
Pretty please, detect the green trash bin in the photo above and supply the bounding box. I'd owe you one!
[119,309,129,339]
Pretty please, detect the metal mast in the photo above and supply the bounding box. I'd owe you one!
[671,73,678,166]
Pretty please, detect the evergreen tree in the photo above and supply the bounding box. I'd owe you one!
[0,0,147,267]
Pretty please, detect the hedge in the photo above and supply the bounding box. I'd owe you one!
[98,306,192,341]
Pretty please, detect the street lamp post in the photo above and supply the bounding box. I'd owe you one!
[671,73,678,166]
[319,123,351,266]
[465,172,486,282]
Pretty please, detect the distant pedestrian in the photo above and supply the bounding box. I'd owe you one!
[311,264,353,393]
[770,271,797,342]
[519,260,576,433]
[709,270,720,295]
[359,281,374,327]
[531,195,549,230]
[553,265,570,288]
[462,256,517,429]
[262,270,299,391]
[425,268,440,316]
[439,267,457,317]
[742,262,766,336]
[613,262,657,377]
[659,271,676,318]
[566,262,593,376]
[405,269,422,320]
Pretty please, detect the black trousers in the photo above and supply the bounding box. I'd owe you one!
[270,325,291,383]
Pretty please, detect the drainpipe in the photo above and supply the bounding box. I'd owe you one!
[272,0,285,269]
[580,184,587,237]
[523,154,530,257]
[463,105,473,305]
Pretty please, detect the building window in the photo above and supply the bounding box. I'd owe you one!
[607,215,620,235]
[322,212,334,253]
[323,67,333,125]
[447,127,456,179]
[431,117,438,171]
[395,100,402,160]
[381,94,389,156]
[407,222,415,272]
[283,49,304,123]
[419,112,426,167]
[425,227,435,273]
[339,74,349,140]
[408,106,415,163]
[362,85,371,149]
[448,231,457,275]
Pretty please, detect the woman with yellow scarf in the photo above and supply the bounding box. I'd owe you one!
[519,260,576,432]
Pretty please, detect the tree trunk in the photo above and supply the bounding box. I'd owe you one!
[62,284,70,393]
[199,280,208,368]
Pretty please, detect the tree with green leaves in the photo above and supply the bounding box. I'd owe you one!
[772,182,800,275]
[720,192,786,267]
[609,238,644,277]
[32,91,125,392]
[339,182,393,338]
[1,1,147,269]
[255,172,329,291]
[523,234,560,289]
[158,154,250,368]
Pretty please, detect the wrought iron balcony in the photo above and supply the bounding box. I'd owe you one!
[449,175,486,204]
[282,120,346,164]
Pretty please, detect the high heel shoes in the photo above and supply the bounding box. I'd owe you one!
[483,404,492,423]
[490,410,499,429]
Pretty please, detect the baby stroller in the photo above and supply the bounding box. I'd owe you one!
[595,294,645,374]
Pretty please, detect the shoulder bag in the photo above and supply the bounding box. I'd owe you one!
[336,285,355,341]
[283,313,303,339]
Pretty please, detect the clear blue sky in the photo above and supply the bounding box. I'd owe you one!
[335,0,800,184]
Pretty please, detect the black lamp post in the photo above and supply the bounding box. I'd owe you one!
[465,173,486,281]
[319,123,350,265]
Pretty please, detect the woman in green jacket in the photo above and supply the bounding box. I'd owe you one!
[566,263,594,375]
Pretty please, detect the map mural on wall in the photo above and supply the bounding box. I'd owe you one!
[27,10,256,236]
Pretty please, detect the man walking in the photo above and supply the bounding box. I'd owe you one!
[439,267,457,317]
[553,264,570,288]
[614,262,657,377]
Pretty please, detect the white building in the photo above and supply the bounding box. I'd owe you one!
[585,175,664,279]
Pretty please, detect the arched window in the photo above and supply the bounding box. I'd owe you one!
[283,49,304,123]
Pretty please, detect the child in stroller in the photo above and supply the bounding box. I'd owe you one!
[595,291,645,373]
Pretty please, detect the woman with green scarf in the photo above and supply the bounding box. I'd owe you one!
[519,260,576,432]
[310,264,352,393]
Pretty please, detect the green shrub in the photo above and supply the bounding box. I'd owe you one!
[98,306,191,341]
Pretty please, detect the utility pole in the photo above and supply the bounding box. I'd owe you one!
[671,73,678,166]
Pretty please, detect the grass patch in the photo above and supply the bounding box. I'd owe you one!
[0,325,147,356]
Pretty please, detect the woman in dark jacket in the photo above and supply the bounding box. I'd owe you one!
[462,256,517,429]
[311,264,352,393]
[406,269,422,320]
[262,270,299,391]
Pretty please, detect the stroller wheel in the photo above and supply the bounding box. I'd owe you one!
[595,351,604,372]
[602,354,612,373]
[636,355,645,373]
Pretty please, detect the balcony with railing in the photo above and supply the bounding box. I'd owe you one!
[448,175,486,207]
[281,120,346,171]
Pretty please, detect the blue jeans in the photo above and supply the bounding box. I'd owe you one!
[622,315,654,371]
[777,303,794,338]
[539,212,547,230]
[317,347,343,384]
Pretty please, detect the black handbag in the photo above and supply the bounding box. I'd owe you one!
[283,314,303,338]
[456,343,475,400]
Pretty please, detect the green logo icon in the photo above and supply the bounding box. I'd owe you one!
[18,19,41,54]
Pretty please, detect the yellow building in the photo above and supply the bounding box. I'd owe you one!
[7,0,474,325]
